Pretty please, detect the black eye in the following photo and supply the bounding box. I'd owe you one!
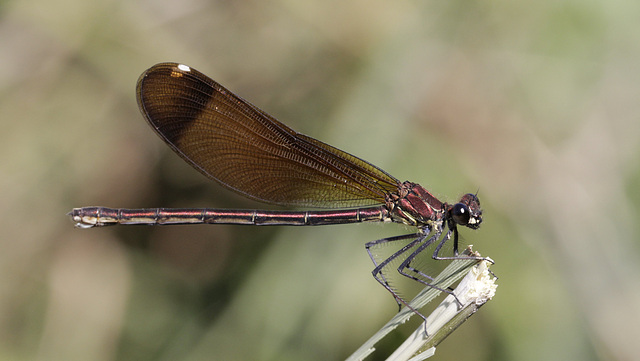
[451,203,470,225]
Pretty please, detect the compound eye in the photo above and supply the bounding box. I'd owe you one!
[452,203,471,225]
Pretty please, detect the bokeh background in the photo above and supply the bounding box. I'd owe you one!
[1,0,639,360]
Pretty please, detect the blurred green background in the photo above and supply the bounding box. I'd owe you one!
[1,0,639,360]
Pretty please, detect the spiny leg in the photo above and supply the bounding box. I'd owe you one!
[396,227,464,304]
[399,225,484,308]
[365,232,427,313]
[432,222,493,263]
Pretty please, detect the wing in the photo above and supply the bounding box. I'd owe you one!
[136,63,400,208]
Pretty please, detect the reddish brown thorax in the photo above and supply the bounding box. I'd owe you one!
[387,182,444,226]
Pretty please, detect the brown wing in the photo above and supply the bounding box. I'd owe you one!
[136,62,400,208]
